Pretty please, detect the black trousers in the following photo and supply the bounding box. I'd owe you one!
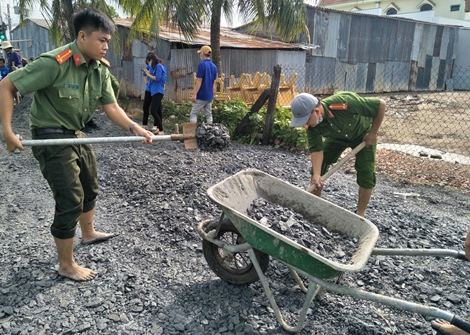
[150,93,164,131]
[142,90,152,125]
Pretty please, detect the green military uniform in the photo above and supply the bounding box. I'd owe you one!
[10,42,116,130]
[306,91,381,189]
[110,73,120,98]
[9,41,116,239]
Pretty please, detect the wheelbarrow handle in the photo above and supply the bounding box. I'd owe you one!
[372,248,469,261]
[306,141,367,193]
[452,316,470,333]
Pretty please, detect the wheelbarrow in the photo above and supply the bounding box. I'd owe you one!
[197,169,470,333]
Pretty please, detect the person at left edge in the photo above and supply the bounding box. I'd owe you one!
[0,57,9,80]
[0,40,23,72]
[0,8,154,282]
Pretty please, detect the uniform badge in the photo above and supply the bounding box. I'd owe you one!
[329,103,348,110]
[74,54,82,67]
[54,49,73,64]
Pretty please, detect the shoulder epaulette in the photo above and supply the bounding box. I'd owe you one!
[329,103,348,110]
[54,49,73,65]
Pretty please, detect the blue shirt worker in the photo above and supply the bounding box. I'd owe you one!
[190,45,218,124]
[289,91,386,217]
[143,52,167,134]
[0,8,154,282]
[1,41,23,72]
[0,57,9,80]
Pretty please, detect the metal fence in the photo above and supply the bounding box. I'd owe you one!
[217,63,470,165]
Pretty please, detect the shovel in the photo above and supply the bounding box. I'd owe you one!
[306,141,367,193]
[16,122,199,150]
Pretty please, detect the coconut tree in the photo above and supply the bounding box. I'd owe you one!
[119,0,309,74]
[15,0,124,45]
[212,0,309,73]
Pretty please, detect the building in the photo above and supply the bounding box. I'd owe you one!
[321,0,470,26]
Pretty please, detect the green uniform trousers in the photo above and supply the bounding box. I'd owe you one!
[32,131,99,239]
[320,138,376,189]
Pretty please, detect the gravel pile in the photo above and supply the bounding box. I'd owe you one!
[196,123,230,152]
[1,95,469,335]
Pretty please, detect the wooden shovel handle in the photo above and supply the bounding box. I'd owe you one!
[306,141,367,193]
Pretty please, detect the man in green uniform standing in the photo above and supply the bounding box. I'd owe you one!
[289,91,386,217]
[0,8,153,281]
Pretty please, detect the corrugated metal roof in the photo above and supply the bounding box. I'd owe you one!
[15,17,298,50]
[114,18,298,50]
[11,18,51,31]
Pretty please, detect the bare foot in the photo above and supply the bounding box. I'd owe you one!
[58,262,97,281]
[81,232,116,245]
[431,319,470,335]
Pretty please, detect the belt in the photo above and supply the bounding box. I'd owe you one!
[32,128,79,136]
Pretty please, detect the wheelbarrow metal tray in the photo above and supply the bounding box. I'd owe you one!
[207,169,379,279]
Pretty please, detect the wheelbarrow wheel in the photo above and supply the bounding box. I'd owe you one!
[203,218,269,285]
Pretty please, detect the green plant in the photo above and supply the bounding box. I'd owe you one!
[162,99,192,130]
[271,105,308,148]
[211,99,250,134]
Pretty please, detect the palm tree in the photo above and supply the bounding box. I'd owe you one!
[15,0,123,45]
[122,0,309,75]
[209,0,309,74]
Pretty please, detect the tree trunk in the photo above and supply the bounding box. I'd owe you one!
[262,65,281,145]
[210,1,223,76]
[62,0,75,43]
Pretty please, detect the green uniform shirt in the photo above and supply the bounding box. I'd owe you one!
[307,91,381,152]
[110,73,120,97]
[9,41,116,130]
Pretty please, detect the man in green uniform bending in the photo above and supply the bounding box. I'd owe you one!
[289,91,386,217]
[0,8,153,281]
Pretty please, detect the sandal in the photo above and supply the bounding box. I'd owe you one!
[150,127,159,134]
[142,125,148,130]
[157,130,165,135]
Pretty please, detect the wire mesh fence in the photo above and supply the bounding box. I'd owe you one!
[217,63,470,165]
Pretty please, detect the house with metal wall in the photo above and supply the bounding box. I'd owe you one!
[236,5,467,93]
[8,18,57,60]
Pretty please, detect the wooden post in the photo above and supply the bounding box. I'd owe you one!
[262,65,281,145]
[234,89,271,136]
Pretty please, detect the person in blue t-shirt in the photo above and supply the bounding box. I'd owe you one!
[143,52,167,134]
[0,58,9,80]
[190,45,218,124]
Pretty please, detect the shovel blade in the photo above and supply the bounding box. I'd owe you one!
[182,123,198,150]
